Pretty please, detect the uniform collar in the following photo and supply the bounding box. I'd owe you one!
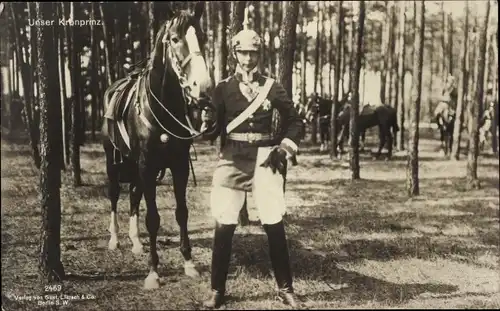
[235,65,261,84]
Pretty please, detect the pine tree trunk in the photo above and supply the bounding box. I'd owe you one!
[100,3,115,86]
[386,2,396,106]
[60,3,71,165]
[466,0,490,189]
[4,8,13,137]
[311,1,321,144]
[216,2,229,82]
[0,4,11,135]
[330,1,344,159]
[36,1,65,283]
[464,15,478,154]
[347,2,354,92]
[70,2,82,186]
[407,0,425,197]
[318,1,325,96]
[277,1,299,96]
[380,1,390,104]
[313,2,321,95]
[205,2,213,81]
[28,3,41,152]
[491,24,498,156]
[427,29,434,121]
[451,1,469,160]
[150,3,156,52]
[447,14,454,77]
[274,2,282,77]
[252,1,265,73]
[350,0,365,180]
[327,4,334,97]
[10,4,41,168]
[397,2,407,151]
[90,2,98,141]
[267,2,274,76]
[57,3,69,166]
[441,1,448,79]
[300,1,308,108]
[52,4,65,169]
[140,3,149,60]
[229,1,246,74]
[260,2,267,71]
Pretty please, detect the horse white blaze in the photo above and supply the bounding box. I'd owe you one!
[129,215,142,254]
[184,26,211,98]
[108,211,119,250]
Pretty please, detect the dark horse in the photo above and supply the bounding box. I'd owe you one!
[304,93,347,152]
[101,3,212,289]
[337,102,399,159]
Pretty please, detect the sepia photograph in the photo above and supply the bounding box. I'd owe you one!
[1,1,498,310]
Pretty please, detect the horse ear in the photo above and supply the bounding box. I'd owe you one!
[193,2,204,20]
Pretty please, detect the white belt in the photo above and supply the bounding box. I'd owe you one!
[227,132,273,143]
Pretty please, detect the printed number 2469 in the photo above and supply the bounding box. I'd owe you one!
[45,285,62,292]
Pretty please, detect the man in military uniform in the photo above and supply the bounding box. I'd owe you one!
[201,27,304,309]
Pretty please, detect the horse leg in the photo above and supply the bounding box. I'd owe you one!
[171,158,200,278]
[375,126,386,160]
[337,126,346,155]
[319,126,326,152]
[386,128,393,160]
[106,150,121,250]
[139,157,161,289]
[129,170,144,255]
[360,129,366,151]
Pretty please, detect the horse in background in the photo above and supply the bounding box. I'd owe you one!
[432,75,458,156]
[336,101,399,160]
[101,2,213,289]
[433,101,455,156]
[304,93,347,152]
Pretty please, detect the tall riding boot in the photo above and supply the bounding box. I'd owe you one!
[263,220,300,308]
[203,222,237,309]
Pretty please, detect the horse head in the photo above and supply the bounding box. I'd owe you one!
[152,2,212,106]
[143,2,216,138]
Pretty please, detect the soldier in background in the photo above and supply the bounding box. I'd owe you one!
[479,83,497,150]
[201,26,303,309]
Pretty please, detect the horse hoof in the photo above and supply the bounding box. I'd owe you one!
[131,244,143,255]
[108,239,119,250]
[144,272,160,289]
[184,261,200,278]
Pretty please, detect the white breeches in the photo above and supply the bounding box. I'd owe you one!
[210,147,286,225]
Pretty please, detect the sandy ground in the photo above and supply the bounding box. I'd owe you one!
[2,130,499,310]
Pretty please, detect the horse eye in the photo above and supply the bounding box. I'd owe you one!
[171,37,179,44]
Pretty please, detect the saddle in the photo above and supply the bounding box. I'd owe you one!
[104,68,147,160]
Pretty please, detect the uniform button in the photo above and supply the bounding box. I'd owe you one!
[249,114,254,119]
[249,122,254,128]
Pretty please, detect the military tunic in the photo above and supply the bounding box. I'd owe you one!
[204,72,303,192]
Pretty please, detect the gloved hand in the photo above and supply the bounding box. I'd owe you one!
[260,146,288,176]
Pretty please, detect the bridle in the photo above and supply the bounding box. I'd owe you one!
[143,20,215,140]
